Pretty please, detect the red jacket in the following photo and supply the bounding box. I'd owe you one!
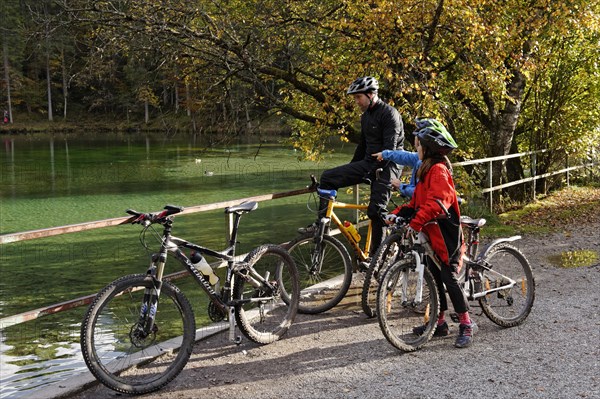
[393,162,464,268]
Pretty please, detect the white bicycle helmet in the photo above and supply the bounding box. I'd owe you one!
[347,76,379,95]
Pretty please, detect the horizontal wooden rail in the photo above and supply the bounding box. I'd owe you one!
[0,186,313,245]
[454,149,548,167]
[480,161,597,193]
[0,268,195,329]
[0,186,315,329]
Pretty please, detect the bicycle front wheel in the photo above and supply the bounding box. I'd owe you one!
[285,233,352,314]
[377,258,439,352]
[362,231,403,318]
[479,243,535,327]
[234,244,299,344]
[81,274,196,394]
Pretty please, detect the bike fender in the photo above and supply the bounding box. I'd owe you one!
[476,236,521,260]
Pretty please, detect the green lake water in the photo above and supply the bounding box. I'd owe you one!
[0,132,362,397]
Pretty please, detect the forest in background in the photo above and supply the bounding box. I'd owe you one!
[1,0,599,203]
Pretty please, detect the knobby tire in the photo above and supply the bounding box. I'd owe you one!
[377,258,440,352]
[81,274,195,395]
[478,243,535,327]
[362,231,403,318]
[285,233,352,314]
[233,244,299,344]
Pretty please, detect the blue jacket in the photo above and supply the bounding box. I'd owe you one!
[381,150,421,198]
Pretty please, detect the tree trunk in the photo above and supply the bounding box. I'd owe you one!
[144,99,149,124]
[245,103,252,135]
[3,39,13,123]
[488,69,527,202]
[185,82,191,117]
[506,137,526,201]
[175,83,180,113]
[46,50,53,122]
[61,48,68,120]
[163,83,169,106]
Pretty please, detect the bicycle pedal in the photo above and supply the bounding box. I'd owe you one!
[358,261,370,272]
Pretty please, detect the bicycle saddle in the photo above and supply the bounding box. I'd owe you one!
[317,188,337,199]
[460,216,486,228]
[225,201,259,214]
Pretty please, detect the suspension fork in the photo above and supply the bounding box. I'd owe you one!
[310,217,330,271]
[138,249,167,336]
[410,250,426,305]
[137,224,175,336]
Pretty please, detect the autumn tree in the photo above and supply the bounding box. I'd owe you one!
[31,0,600,194]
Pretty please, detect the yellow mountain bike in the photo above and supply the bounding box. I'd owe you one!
[286,176,376,314]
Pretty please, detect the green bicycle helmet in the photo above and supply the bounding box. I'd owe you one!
[413,118,458,155]
[347,76,379,94]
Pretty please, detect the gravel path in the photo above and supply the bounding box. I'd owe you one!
[65,222,600,399]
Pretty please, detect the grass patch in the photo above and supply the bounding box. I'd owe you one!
[548,250,599,268]
[497,186,600,235]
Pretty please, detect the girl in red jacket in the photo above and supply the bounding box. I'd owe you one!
[386,118,475,348]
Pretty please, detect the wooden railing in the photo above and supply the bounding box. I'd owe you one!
[455,149,599,210]
[0,186,313,329]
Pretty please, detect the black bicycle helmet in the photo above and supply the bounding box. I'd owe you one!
[413,118,458,155]
[347,76,379,94]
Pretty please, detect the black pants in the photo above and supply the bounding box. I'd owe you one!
[427,257,469,314]
[318,159,400,253]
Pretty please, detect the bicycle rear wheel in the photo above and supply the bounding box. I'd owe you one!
[285,233,352,314]
[233,244,299,344]
[479,243,535,327]
[81,274,195,394]
[377,258,439,352]
[362,231,403,318]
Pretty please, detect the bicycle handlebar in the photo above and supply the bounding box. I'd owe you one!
[309,174,318,191]
[122,205,184,225]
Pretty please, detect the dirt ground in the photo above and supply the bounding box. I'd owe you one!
[64,219,600,399]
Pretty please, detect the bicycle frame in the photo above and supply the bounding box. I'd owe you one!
[323,196,373,262]
[402,221,524,303]
[143,211,277,343]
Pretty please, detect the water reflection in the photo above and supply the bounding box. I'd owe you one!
[0,323,84,399]
[3,138,15,197]
[0,133,351,397]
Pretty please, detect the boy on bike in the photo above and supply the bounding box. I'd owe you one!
[384,118,476,348]
[371,148,419,198]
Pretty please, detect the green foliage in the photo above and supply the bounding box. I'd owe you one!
[0,0,598,190]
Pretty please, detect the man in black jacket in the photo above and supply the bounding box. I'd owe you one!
[300,76,404,255]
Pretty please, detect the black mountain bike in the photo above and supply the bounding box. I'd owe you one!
[80,202,299,394]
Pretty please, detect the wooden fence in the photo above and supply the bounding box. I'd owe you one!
[455,149,599,210]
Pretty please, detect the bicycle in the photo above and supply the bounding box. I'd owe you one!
[80,202,300,394]
[286,175,379,314]
[375,205,535,352]
[361,196,470,317]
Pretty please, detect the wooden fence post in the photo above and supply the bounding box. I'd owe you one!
[488,160,493,211]
[531,152,537,201]
[566,153,570,187]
